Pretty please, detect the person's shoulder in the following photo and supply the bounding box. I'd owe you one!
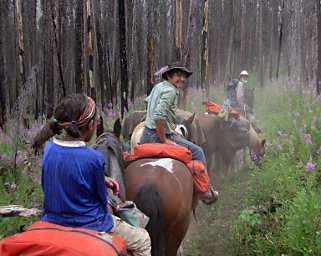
[85,147,105,161]
[161,81,177,94]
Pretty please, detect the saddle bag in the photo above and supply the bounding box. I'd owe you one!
[109,194,150,228]
[187,160,209,193]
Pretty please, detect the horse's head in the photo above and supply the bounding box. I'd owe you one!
[95,118,126,200]
[249,125,266,164]
[176,110,206,146]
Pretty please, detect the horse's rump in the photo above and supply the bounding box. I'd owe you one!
[125,158,194,255]
[0,221,127,256]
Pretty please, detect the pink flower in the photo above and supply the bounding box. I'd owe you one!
[306,161,316,171]
[305,134,312,145]
[250,151,258,161]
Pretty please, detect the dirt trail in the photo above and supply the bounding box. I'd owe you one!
[183,164,252,256]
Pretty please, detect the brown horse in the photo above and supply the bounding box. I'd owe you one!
[125,158,195,256]
[97,118,196,256]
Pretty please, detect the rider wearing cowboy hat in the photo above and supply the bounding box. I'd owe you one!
[140,62,218,204]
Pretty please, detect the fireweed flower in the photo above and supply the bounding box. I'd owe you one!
[250,151,258,161]
[109,111,116,119]
[306,161,316,172]
[305,134,312,145]
[107,102,113,109]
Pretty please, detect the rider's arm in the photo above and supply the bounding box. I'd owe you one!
[155,119,166,142]
[153,89,177,145]
[94,156,108,205]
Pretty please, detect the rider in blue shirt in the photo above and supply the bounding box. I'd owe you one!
[35,94,151,256]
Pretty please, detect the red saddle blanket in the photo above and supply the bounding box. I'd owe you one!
[0,221,127,256]
[123,143,209,193]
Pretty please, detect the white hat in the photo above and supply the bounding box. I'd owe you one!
[240,70,249,76]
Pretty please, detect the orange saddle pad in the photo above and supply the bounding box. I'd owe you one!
[203,101,241,119]
[123,143,209,193]
[0,221,127,256]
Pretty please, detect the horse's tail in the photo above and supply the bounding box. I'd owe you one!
[134,185,165,256]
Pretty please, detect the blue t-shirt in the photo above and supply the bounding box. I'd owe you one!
[41,139,113,232]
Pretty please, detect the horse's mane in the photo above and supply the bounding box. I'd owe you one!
[96,131,124,169]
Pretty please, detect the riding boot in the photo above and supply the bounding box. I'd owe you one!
[200,184,219,205]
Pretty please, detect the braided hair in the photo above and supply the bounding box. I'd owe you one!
[32,94,95,151]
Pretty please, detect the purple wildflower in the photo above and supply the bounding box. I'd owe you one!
[109,111,116,119]
[305,134,312,145]
[107,102,113,109]
[306,161,316,172]
[319,146,321,155]
[250,151,258,161]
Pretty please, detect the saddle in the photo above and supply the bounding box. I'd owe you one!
[0,221,127,256]
[123,143,209,193]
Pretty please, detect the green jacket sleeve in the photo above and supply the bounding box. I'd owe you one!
[152,89,176,121]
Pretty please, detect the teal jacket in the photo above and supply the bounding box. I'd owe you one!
[145,80,179,134]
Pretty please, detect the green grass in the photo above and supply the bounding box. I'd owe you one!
[233,85,321,255]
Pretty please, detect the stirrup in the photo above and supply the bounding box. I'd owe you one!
[200,185,219,205]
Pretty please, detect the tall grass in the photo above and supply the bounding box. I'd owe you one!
[234,84,321,255]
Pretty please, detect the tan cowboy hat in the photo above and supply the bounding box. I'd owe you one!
[155,62,193,79]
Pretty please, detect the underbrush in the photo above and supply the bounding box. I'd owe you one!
[234,86,321,255]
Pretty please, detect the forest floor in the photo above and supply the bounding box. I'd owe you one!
[183,159,252,256]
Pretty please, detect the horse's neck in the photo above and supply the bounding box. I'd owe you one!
[249,127,260,151]
[108,150,126,201]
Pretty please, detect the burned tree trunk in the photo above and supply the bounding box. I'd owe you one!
[75,0,84,93]
[276,0,284,80]
[118,0,129,117]
[146,0,156,95]
[175,0,182,61]
[0,1,7,128]
[201,0,209,96]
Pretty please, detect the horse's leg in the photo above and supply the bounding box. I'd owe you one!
[165,211,192,256]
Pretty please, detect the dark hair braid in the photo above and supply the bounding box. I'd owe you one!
[32,94,88,151]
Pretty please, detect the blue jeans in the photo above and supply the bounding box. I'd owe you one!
[140,127,207,168]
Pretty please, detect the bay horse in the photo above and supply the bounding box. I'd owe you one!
[96,117,196,256]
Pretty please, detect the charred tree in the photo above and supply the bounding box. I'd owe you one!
[75,0,84,93]
[118,0,129,117]
[146,0,156,95]
[201,0,209,95]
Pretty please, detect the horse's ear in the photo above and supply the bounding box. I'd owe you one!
[186,113,195,124]
[261,139,266,147]
[96,115,104,137]
[113,118,122,138]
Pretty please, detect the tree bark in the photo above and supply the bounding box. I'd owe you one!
[118,0,129,117]
[201,0,209,96]
[276,0,284,80]
[75,0,84,93]
[146,0,156,95]
[175,0,182,61]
